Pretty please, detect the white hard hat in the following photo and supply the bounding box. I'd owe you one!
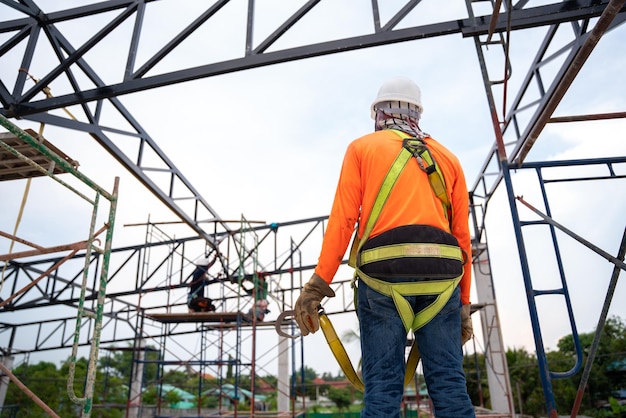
[196,256,212,267]
[371,76,423,119]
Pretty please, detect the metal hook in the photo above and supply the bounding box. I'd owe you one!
[275,310,300,339]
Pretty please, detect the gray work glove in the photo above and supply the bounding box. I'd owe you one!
[461,304,473,344]
[294,274,335,336]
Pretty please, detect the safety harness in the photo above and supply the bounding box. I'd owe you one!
[325,129,464,390]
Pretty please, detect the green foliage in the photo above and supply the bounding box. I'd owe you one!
[96,344,160,385]
[161,369,188,387]
[5,357,126,417]
[465,316,626,418]
[326,387,353,411]
[594,397,626,418]
[292,366,319,399]
[200,394,219,408]
[321,371,349,381]
[6,361,65,417]
[162,389,184,407]
[555,316,626,416]
[226,354,234,379]
[607,397,626,416]
[141,386,158,404]
[547,349,578,410]
[464,350,489,408]
[261,373,277,386]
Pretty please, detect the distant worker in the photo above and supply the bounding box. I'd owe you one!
[187,253,217,313]
[294,76,475,417]
[248,299,270,322]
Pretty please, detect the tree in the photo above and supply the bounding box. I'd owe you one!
[506,346,545,416]
[6,361,67,417]
[464,347,548,417]
[60,357,126,418]
[546,349,578,412]
[291,366,318,399]
[491,316,626,418]
[327,386,353,411]
[162,389,184,408]
[6,315,623,417]
[258,373,277,389]
[142,386,158,405]
[557,315,626,416]
[321,371,348,382]
[162,369,188,387]
[226,354,234,379]
[5,357,126,418]
[464,350,489,409]
[97,344,160,385]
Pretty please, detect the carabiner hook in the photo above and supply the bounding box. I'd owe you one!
[275,306,325,339]
[275,310,300,339]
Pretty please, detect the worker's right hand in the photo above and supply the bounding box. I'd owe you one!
[461,303,473,344]
[294,273,335,336]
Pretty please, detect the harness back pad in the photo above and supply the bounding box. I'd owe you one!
[359,224,462,280]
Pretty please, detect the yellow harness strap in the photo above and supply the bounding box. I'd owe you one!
[402,134,453,227]
[358,243,464,333]
[319,311,420,392]
[360,242,462,265]
[358,271,462,333]
[349,130,453,267]
[348,137,413,268]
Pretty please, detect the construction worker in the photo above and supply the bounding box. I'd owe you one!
[187,254,217,313]
[248,298,270,321]
[294,76,475,417]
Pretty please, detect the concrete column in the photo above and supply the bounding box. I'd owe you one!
[127,339,146,418]
[473,246,514,415]
[277,336,290,412]
[0,355,14,407]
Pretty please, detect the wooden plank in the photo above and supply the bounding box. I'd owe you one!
[0,129,77,181]
[145,311,251,324]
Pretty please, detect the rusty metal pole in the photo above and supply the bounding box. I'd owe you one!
[0,362,61,418]
[517,0,626,165]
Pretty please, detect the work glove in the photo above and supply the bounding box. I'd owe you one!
[294,273,335,336]
[461,303,473,345]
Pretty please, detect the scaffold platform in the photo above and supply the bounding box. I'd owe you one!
[0,128,78,181]
[145,311,251,324]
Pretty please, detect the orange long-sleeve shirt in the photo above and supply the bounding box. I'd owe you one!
[314,129,472,305]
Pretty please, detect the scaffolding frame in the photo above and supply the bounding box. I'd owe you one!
[466,0,626,415]
[120,216,319,417]
[0,114,119,417]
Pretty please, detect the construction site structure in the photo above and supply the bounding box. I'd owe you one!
[0,115,119,417]
[1,1,626,417]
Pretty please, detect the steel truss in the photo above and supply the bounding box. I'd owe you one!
[0,0,625,416]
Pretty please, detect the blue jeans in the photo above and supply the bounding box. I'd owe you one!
[357,280,475,418]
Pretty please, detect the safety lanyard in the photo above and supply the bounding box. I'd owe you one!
[318,309,421,392]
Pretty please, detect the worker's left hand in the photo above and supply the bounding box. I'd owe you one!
[461,304,473,344]
[294,274,335,336]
